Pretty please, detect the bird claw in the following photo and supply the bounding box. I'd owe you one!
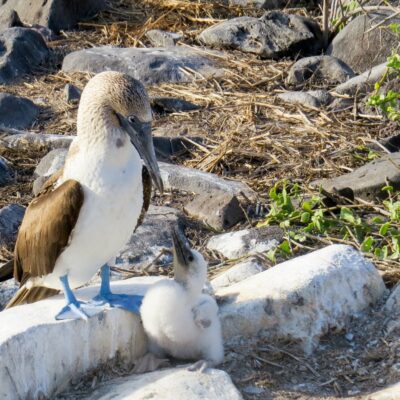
[187,360,210,373]
[90,293,143,314]
[55,301,102,321]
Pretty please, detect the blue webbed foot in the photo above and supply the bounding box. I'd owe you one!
[55,274,103,321]
[89,264,143,314]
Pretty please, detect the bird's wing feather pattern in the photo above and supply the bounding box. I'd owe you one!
[135,165,152,230]
[14,178,84,284]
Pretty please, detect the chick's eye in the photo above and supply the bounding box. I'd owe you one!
[128,115,137,124]
[188,255,194,262]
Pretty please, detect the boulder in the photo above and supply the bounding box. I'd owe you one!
[115,206,184,272]
[1,133,74,151]
[211,257,264,290]
[184,192,245,231]
[151,97,200,115]
[216,245,386,353]
[0,278,153,400]
[0,9,23,30]
[153,136,201,161]
[0,0,106,32]
[287,55,355,87]
[198,11,322,59]
[0,204,25,246]
[207,226,283,259]
[327,11,400,74]
[0,156,13,187]
[79,368,243,400]
[0,93,39,129]
[62,46,223,85]
[311,152,400,201]
[145,30,182,47]
[382,284,400,335]
[159,162,258,203]
[64,83,82,104]
[34,148,67,178]
[0,28,49,85]
[277,90,333,108]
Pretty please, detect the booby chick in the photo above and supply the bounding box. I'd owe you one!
[140,229,224,371]
[6,71,163,320]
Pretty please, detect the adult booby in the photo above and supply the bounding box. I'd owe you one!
[6,71,163,320]
[140,228,224,371]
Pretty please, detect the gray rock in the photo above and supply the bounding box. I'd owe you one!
[0,28,49,85]
[1,133,74,151]
[159,162,258,203]
[287,55,355,87]
[198,11,322,59]
[0,204,25,246]
[307,89,334,105]
[207,226,283,259]
[229,0,293,9]
[382,284,400,335]
[0,156,13,187]
[145,29,182,47]
[0,278,18,311]
[115,206,184,271]
[0,93,39,129]
[311,152,400,201]
[327,11,400,74]
[217,245,386,353]
[211,258,264,290]
[0,9,23,30]
[151,97,200,115]
[34,148,68,178]
[184,192,245,231]
[80,368,243,400]
[64,83,82,104]
[0,0,106,32]
[333,62,390,96]
[62,46,223,85]
[278,91,322,108]
[153,136,201,161]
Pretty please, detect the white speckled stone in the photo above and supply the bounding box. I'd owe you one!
[217,245,387,353]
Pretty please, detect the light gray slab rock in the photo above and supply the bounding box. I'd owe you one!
[311,152,400,201]
[159,162,257,203]
[229,0,291,9]
[0,27,49,85]
[34,148,68,178]
[333,62,390,96]
[62,46,223,85]
[287,55,355,86]
[382,284,400,335]
[1,132,74,150]
[0,9,23,30]
[151,97,200,115]
[0,156,13,187]
[145,30,182,47]
[82,367,243,400]
[198,11,322,58]
[115,206,183,271]
[0,0,106,32]
[211,258,264,290]
[64,83,82,103]
[184,192,245,231]
[362,381,400,400]
[207,226,283,259]
[217,244,387,353]
[278,91,322,108]
[0,204,25,246]
[327,11,400,74]
[0,277,155,400]
[0,93,39,129]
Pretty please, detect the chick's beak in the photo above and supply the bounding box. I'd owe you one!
[117,113,164,193]
[172,228,193,268]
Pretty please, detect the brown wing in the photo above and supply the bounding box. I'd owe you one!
[14,178,84,284]
[135,165,152,230]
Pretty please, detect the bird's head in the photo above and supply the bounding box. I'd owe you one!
[171,228,207,293]
[79,71,163,193]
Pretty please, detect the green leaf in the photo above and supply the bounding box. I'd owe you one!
[340,207,355,224]
[361,236,374,252]
[379,222,391,236]
[300,212,311,223]
[279,240,292,255]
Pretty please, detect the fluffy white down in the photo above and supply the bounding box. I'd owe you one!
[140,251,224,365]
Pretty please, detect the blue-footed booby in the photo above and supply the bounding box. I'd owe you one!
[6,71,163,320]
[140,228,224,371]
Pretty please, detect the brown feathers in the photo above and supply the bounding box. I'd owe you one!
[6,285,59,308]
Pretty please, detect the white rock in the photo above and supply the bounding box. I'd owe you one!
[361,381,400,400]
[217,245,386,353]
[82,367,243,400]
[207,227,282,259]
[382,284,400,334]
[211,258,264,290]
[0,277,162,400]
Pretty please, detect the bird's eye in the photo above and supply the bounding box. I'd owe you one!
[128,115,137,124]
[188,255,194,262]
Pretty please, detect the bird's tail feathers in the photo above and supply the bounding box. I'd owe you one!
[5,285,59,309]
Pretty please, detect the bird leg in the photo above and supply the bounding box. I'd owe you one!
[89,264,143,314]
[55,275,101,320]
[187,360,211,373]
[192,300,213,329]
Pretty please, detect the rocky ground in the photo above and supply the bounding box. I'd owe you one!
[1,0,400,399]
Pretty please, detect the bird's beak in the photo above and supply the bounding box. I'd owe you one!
[172,228,193,268]
[117,114,164,194]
